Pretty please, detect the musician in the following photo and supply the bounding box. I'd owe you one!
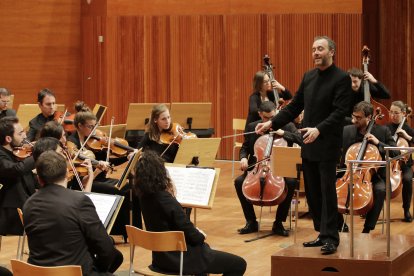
[23,151,123,276]
[27,88,57,141]
[338,101,399,233]
[246,71,292,125]
[138,104,179,163]
[345,68,390,124]
[235,101,301,236]
[134,151,247,275]
[386,101,414,222]
[0,88,16,119]
[0,116,37,235]
[256,36,353,255]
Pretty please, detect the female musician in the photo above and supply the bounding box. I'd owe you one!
[235,101,301,235]
[138,104,179,163]
[338,102,399,233]
[134,150,247,275]
[386,101,414,222]
[245,71,292,125]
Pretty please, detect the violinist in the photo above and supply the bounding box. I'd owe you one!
[0,88,16,119]
[345,68,390,124]
[386,101,414,222]
[138,104,179,163]
[27,88,57,141]
[246,71,292,126]
[338,101,399,233]
[235,101,301,236]
[0,116,37,235]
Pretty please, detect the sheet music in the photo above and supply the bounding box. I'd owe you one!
[85,193,117,226]
[166,166,215,206]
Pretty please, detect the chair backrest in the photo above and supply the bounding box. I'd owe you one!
[16,208,23,226]
[126,225,187,252]
[233,118,246,132]
[10,259,82,276]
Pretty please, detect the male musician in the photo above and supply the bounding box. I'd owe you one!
[256,36,353,254]
[0,116,37,235]
[23,151,123,276]
[27,88,57,141]
[0,88,16,119]
[338,101,398,233]
[235,101,301,236]
[345,68,390,124]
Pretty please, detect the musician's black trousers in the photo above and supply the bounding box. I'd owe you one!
[401,163,413,211]
[302,159,339,245]
[234,171,296,224]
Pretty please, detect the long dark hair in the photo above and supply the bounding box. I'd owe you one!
[133,150,175,196]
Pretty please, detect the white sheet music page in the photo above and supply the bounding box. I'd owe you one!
[166,166,215,206]
[85,193,117,225]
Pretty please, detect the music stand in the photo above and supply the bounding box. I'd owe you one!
[173,138,221,168]
[98,124,127,138]
[9,94,14,109]
[92,104,107,122]
[170,102,214,137]
[272,146,302,244]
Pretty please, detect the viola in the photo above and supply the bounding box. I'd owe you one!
[54,110,76,133]
[362,46,390,125]
[86,129,135,157]
[336,109,382,215]
[242,133,287,206]
[159,123,197,145]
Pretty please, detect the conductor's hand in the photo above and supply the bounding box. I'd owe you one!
[240,158,248,171]
[255,121,272,135]
[301,127,320,144]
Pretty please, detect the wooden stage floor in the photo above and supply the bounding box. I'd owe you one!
[1,160,414,275]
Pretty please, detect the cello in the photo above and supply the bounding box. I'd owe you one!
[362,46,389,125]
[336,109,383,215]
[242,132,287,206]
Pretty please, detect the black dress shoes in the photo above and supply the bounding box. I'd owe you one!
[272,222,289,237]
[321,242,337,255]
[303,237,323,247]
[403,210,412,222]
[237,221,258,234]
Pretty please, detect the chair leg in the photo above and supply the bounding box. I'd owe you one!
[129,245,134,276]
[0,235,2,252]
[16,235,22,260]
[232,147,236,179]
[20,232,26,260]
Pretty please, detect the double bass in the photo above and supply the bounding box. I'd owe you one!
[263,55,288,109]
[242,132,287,206]
[362,46,389,125]
[336,109,382,215]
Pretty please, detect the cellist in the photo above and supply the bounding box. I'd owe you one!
[234,101,301,236]
[338,101,399,233]
[386,101,414,222]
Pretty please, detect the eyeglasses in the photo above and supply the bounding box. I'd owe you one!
[84,124,95,130]
[389,111,402,115]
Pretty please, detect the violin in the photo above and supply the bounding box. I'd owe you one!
[336,109,383,215]
[86,129,135,157]
[159,123,197,145]
[242,133,287,206]
[362,46,389,125]
[13,140,34,160]
[54,110,76,133]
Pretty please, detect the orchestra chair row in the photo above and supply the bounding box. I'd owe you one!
[10,259,82,276]
[232,118,246,179]
[126,225,188,276]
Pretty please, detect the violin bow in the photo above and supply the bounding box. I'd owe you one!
[62,147,84,191]
[106,116,115,163]
[71,122,100,163]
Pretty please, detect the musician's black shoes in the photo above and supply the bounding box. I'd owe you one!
[303,237,323,247]
[403,210,412,222]
[321,242,337,255]
[237,221,258,234]
[272,221,289,236]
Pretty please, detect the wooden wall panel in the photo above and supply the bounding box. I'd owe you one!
[83,12,362,159]
[0,0,81,111]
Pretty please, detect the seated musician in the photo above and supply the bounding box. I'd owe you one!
[67,110,141,238]
[138,104,179,163]
[27,88,58,141]
[0,116,37,235]
[386,101,414,222]
[246,71,292,126]
[23,151,123,276]
[345,68,390,124]
[338,101,399,233]
[134,150,247,275]
[0,88,16,119]
[235,101,302,235]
